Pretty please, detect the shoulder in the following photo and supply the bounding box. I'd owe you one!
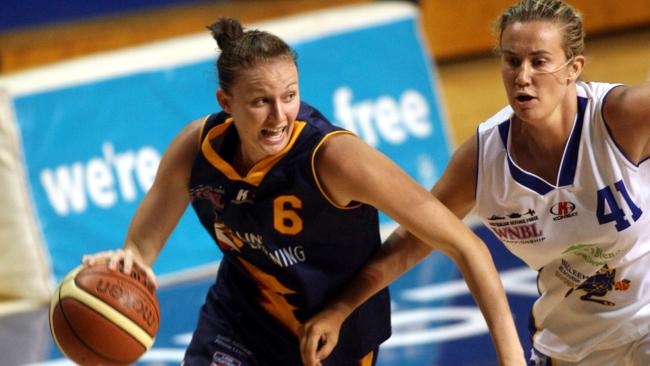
[163,116,208,166]
[594,80,650,163]
[182,116,212,150]
[314,133,399,207]
[298,101,345,135]
[577,81,623,100]
[201,111,231,135]
[478,105,513,133]
[315,133,365,173]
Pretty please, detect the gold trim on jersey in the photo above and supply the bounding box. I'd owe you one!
[358,350,375,366]
[201,118,306,187]
[311,130,363,210]
[196,115,211,148]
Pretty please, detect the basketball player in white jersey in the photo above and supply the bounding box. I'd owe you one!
[299,1,650,365]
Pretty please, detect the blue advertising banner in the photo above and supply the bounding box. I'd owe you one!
[1,3,452,281]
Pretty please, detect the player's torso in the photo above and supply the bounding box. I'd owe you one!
[188,104,385,323]
[475,82,650,360]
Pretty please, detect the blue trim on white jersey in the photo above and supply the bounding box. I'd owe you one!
[599,85,650,167]
[475,127,481,202]
[497,96,588,195]
[498,121,554,195]
[557,96,587,186]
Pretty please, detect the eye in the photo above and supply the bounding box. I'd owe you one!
[252,97,268,107]
[284,92,297,102]
[532,58,548,68]
[504,56,521,68]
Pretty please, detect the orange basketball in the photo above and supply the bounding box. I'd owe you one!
[49,261,160,366]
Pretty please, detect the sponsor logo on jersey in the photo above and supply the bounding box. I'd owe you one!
[486,209,545,244]
[213,221,306,268]
[562,243,622,268]
[211,351,242,366]
[550,201,578,221]
[232,188,255,204]
[211,335,252,365]
[555,258,589,288]
[564,265,631,306]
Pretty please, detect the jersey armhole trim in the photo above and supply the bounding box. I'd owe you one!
[197,114,211,148]
[474,127,480,203]
[599,84,647,168]
[311,130,363,210]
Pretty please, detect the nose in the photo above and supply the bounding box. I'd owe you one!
[270,100,285,122]
[514,62,532,86]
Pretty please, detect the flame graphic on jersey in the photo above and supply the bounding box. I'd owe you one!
[214,221,244,252]
[237,257,300,336]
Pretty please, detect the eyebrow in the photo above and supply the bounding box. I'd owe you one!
[502,49,553,57]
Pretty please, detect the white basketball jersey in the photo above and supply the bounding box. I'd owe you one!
[475,81,650,362]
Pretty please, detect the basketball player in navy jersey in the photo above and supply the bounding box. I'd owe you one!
[83,17,525,366]
[304,1,650,365]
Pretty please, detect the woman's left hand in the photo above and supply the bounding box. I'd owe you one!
[299,303,350,366]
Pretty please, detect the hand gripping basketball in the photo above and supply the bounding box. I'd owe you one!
[49,254,160,366]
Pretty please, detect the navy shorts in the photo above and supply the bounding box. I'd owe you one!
[182,282,379,366]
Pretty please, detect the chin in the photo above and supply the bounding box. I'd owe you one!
[513,108,541,123]
[263,141,289,156]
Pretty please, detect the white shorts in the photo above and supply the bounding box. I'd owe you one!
[530,333,650,366]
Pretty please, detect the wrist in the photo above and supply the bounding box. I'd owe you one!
[325,301,354,321]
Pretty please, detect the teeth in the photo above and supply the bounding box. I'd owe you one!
[261,126,285,137]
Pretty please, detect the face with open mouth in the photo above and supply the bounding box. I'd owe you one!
[217,58,300,169]
[499,20,581,124]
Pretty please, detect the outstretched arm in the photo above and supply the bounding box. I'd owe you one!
[299,135,523,366]
[83,118,202,283]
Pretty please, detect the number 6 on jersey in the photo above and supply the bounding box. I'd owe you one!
[274,195,303,235]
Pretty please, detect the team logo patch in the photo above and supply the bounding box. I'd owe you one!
[565,265,631,306]
[190,185,226,209]
[211,351,242,366]
[486,209,545,245]
[550,201,578,221]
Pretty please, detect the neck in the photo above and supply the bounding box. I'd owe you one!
[513,88,578,154]
[509,90,578,183]
[233,145,258,176]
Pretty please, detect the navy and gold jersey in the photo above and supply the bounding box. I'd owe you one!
[186,102,390,364]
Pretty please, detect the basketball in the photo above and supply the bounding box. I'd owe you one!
[49,261,160,366]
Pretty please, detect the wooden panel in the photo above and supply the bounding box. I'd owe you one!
[0,0,370,74]
[420,0,512,59]
[420,0,650,60]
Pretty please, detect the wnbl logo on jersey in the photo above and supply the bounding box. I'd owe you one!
[487,209,545,244]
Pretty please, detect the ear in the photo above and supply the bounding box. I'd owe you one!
[216,88,231,114]
[568,55,585,82]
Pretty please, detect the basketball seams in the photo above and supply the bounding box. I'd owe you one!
[59,271,156,347]
[49,274,72,362]
[57,298,142,365]
[76,268,160,319]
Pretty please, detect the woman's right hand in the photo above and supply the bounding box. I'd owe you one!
[82,248,158,288]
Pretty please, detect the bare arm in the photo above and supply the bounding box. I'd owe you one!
[84,119,203,281]
[603,81,650,163]
[300,135,523,365]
